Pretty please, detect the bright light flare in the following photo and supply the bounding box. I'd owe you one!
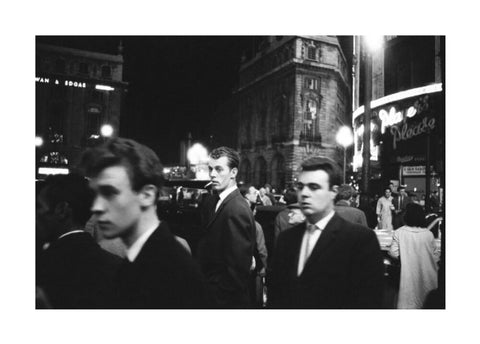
[336,126,354,148]
[100,124,114,137]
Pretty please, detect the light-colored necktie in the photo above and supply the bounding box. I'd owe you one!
[298,223,321,275]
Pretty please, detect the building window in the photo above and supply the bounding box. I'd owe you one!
[55,59,66,73]
[305,78,318,90]
[307,46,316,60]
[101,65,112,79]
[79,62,89,75]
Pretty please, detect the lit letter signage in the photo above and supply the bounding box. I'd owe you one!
[390,117,436,150]
[36,76,87,88]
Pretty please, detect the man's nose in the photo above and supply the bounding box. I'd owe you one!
[91,196,105,214]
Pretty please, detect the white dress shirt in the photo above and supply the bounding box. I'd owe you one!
[126,222,159,262]
[297,210,335,276]
[215,185,237,212]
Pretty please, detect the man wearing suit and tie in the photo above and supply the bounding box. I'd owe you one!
[81,137,209,308]
[269,156,384,309]
[197,146,256,308]
[393,185,412,229]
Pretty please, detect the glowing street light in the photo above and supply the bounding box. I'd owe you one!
[187,143,209,179]
[336,126,354,183]
[35,136,44,147]
[187,143,208,165]
[100,124,114,137]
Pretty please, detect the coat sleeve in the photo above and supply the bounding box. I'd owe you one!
[215,202,255,303]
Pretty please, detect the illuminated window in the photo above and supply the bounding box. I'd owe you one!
[305,78,318,90]
[101,65,111,79]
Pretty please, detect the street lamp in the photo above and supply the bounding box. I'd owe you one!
[35,136,44,147]
[336,126,354,184]
[100,124,114,138]
[187,143,209,179]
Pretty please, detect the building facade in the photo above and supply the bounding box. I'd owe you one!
[214,36,351,191]
[352,36,445,208]
[35,43,128,177]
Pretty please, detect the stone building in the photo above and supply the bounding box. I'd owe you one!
[214,36,351,190]
[35,43,128,177]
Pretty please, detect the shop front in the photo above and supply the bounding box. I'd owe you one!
[352,83,444,212]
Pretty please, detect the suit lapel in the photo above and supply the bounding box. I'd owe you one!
[206,189,240,228]
[300,214,341,276]
[289,223,308,279]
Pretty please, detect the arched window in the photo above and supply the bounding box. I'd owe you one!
[271,154,286,191]
[253,156,267,187]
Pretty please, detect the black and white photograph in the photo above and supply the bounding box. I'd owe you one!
[1,2,478,343]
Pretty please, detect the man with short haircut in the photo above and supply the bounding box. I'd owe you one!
[269,156,384,308]
[334,184,369,227]
[36,174,122,308]
[197,146,256,308]
[80,137,209,308]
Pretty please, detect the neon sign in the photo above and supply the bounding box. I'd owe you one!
[390,117,436,150]
[378,106,417,133]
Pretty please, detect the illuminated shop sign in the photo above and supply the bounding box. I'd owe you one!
[390,116,436,150]
[402,166,425,176]
[35,77,114,91]
[35,77,86,88]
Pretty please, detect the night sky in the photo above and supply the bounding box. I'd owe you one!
[36,36,256,164]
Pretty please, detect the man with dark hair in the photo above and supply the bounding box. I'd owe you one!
[197,146,256,308]
[334,184,368,227]
[80,137,209,308]
[36,173,122,308]
[269,156,384,308]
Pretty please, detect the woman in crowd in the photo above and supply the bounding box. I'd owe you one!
[376,187,394,229]
[388,203,440,309]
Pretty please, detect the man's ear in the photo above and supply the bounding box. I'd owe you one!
[331,185,339,199]
[139,184,158,207]
[231,167,238,179]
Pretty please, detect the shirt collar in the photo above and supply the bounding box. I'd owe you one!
[309,210,335,231]
[218,185,237,202]
[126,222,159,262]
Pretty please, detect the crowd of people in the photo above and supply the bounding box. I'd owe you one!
[36,137,442,309]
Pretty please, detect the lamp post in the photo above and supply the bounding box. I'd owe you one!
[361,35,383,198]
[336,126,353,184]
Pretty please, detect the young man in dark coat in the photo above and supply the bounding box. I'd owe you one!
[196,146,256,308]
[36,174,122,308]
[269,156,384,309]
[80,137,210,308]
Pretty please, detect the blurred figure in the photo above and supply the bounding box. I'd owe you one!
[36,173,122,308]
[273,187,305,244]
[334,184,368,227]
[238,183,268,307]
[264,183,276,205]
[393,185,412,229]
[376,187,394,229]
[358,193,378,229]
[388,203,440,309]
[269,157,384,308]
[259,187,273,206]
[80,137,209,308]
[197,146,256,308]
